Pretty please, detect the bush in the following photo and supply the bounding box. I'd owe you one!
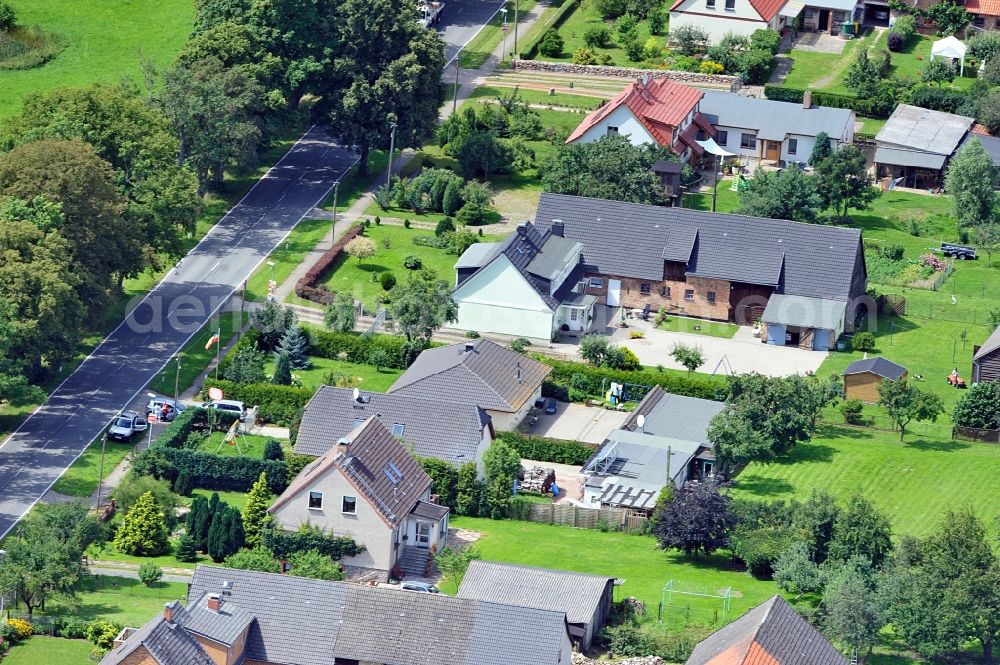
[851,332,876,352]
[379,272,397,291]
[464,330,480,339]
[888,32,903,51]
[138,562,163,587]
[402,254,422,270]
[584,26,612,48]
[263,439,285,461]
[740,48,775,85]
[596,0,628,17]
[573,46,599,64]
[495,431,595,465]
[699,60,724,74]
[541,357,727,402]
[201,378,312,426]
[86,620,122,650]
[615,13,638,35]
[0,1,15,32]
[648,10,665,34]
[54,617,90,640]
[135,447,288,494]
[623,37,645,61]
[262,523,364,560]
[604,623,657,657]
[306,329,408,368]
[840,399,865,425]
[435,216,455,237]
[670,25,709,55]
[538,29,564,58]
[891,15,915,45]
[510,337,531,353]
[294,224,364,304]
[883,243,905,261]
[5,619,32,641]
[953,381,1000,429]
[750,28,781,54]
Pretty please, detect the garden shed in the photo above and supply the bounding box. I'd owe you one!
[972,325,1000,384]
[843,356,907,403]
[760,294,846,351]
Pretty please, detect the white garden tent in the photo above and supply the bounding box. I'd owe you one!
[931,36,967,76]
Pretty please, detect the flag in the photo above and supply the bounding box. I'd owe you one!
[204,330,221,351]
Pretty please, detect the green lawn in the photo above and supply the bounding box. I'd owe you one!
[859,116,887,135]
[147,311,247,396]
[448,516,782,625]
[246,219,332,302]
[87,539,203,571]
[50,439,134,498]
[469,84,604,111]
[191,431,282,458]
[541,0,661,68]
[263,354,404,392]
[2,637,91,665]
[886,34,978,92]
[189,488,253,512]
[658,315,739,339]
[322,224,501,309]
[460,0,539,69]
[0,0,192,117]
[40,575,188,626]
[729,424,1000,538]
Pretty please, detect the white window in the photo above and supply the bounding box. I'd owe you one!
[740,133,757,150]
[606,126,619,136]
[391,423,406,437]
[725,0,735,10]
[342,496,357,514]
[570,309,579,321]
[788,138,798,155]
[684,289,695,301]
[308,491,323,510]
[706,0,715,7]
[589,277,604,288]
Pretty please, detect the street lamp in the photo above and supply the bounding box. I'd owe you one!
[174,357,182,407]
[330,181,340,248]
[513,0,519,56]
[453,49,462,115]
[386,122,398,190]
[146,392,157,449]
[267,260,276,301]
[500,7,509,61]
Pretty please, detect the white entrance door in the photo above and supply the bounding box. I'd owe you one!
[607,279,621,307]
[416,522,432,548]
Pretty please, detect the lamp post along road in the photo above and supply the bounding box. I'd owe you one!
[500,7,508,61]
[174,357,181,407]
[329,181,339,247]
[453,49,461,114]
[386,123,398,190]
[513,0,518,54]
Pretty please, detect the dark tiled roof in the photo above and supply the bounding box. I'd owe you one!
[975,325,1000,360]
[686,595,848,665]
[100,602,215,665]
[959,134,1000,168]
[411,499,451,520]
[458,560,613,625]
[183,592,255,647]
[389,339,552,413]
[294,385,491,465]
[844,357,907,380]
[187,565,571,665]
[534,193,864,301]
[271,417,431,527]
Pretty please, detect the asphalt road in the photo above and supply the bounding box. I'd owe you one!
[436,0,507,64]
[0,126,358,538]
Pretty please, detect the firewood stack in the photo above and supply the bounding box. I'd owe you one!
[521,465,556,494]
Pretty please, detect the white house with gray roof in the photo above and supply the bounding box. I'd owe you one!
[582,386,725,511]
[103,565,574,665]
[699,90,855,166]
[294,385,494,472]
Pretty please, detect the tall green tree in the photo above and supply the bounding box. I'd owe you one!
[809,131,832,166]
[208,505,245,562]
[540,135,671,205]
[823,562,883,657]
[252,299,296,351]
[945,139,1000,230]
[275,325,310,369]
[844,48,880,98]
[0,139,130,313]
[828,494,893,569]
[815,145,879,219]
[953,381,1000,429]
[482,439,521,519]
[327,0,445,175]
[113,491,170,556]
[287,549,344,580]
[159,56,263,195]
[324,291,357,333]
[651,481,735,557]
[387,270,457,365]
[0,297,44,405]
[877,377,945,440]
[737,167,823,223]
[242,472,272,549]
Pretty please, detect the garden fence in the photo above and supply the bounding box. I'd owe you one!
[820,414,954,440]
[516,502,647,532]
[953,425,1000,444]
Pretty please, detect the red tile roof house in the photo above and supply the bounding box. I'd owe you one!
[966,0,1000,31]
[668,0,788,43]
[566,76,715,165]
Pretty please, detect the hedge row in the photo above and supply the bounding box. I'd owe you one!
[762,85,891,119]
[152,407,239,448]
[201,378,313,426]
[307,329,409,369]
[294,224,364,305]
[262,524,365,560]
[135,447,287,493]
[519,0,580,59]
[496,431,596,466]
[539,357,729,402]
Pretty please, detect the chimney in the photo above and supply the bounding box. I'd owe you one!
[335,436,352,456]
[163,601,178,623]
[803,90,812,109]
[551,219,564,237]
[206,594,221,612]
[464,341,475,353]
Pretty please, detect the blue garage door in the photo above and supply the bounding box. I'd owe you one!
[813,328,831,351]
[767,323,786,345]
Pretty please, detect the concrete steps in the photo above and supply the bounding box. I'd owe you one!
[397,546,434,578]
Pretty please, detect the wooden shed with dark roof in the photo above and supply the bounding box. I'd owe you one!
[843,357,907,403]
[973,325,1000,384]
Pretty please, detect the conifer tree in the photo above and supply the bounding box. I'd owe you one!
[272,351,292,385]
[113,491,170,556]
[242,472,271,549]
[275,326,310,369]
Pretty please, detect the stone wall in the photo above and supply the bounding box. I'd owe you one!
[513,59,742,92]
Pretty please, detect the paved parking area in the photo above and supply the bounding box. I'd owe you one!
[611,319,828,377]
[522,402,628,444]
[522,459,586,503]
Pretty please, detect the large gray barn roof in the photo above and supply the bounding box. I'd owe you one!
[457,560,614,625]
[389,339,552,413]
[533,193,863,301]
[974,325,1000,361]
[621,387,725,444]
[294,385,491,465]
[700,91,854,141]
[876,104,973,155]
[959,134,1000,168]
[187,565,570,665]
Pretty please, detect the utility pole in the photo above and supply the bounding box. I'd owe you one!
[174,357,181,407]
[513,0,519,55]
[95,433,108,510]
[386,122,398,190]
[453,50,461,115]
[331,180,340,247]
[500,7,508,61]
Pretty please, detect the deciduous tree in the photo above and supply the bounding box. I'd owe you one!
[345,236,376,265]
[223,546,281,572]
[324,291,357,333]
[953,381,1000,429]
[815,145,879,219]
[225,346,267,384]
[945,139,1000,230]
[387,270,458,364]
[823,563,883,657]
[252,300,296,352]
[670,342,705,375]
[877,377,945,440]
[737,167,823,223]
[828,494,892,568]
[651,481,735,557]
[774,542,822,597]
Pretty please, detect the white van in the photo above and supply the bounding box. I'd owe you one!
[201,399,247,418]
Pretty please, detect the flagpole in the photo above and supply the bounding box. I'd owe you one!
[215,329,221,380]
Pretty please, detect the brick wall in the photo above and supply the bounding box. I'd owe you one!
[584,273,732,320]
[512,59,743,92]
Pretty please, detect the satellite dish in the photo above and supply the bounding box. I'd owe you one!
[637,415,645,430]
[353,387,360,401]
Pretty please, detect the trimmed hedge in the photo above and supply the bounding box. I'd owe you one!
[294,224,364,305]
[520,0,580,59]
[138,448,287,493]
[763,85,891,119]
[201,378,313,426]
[263,523,364,560]
[307,329,409,369]
[152,407,239,448]
[539,357,728,402]
[496,431,596,466]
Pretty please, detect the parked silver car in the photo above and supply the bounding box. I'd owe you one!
[400,581,440,593]
[145,397,185,422]
[108,411,148,441]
